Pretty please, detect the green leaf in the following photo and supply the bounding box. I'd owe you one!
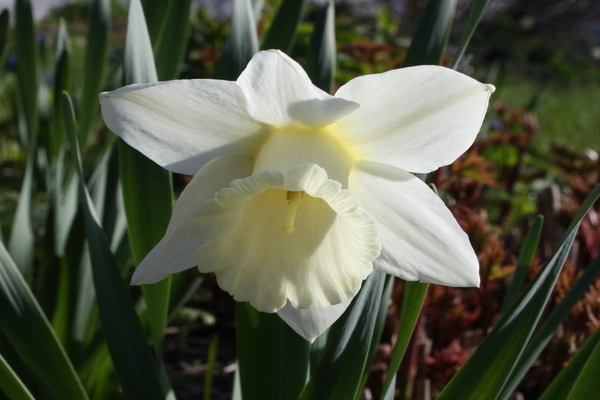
[14,0,39,148]
[0,350,35,400]
[404,0,456,67]
[152,0,192,80]
[299,270,386,400]
[0,9,10,70]
[77,0,110,145]
[565,330,600,400]
[538,327,600,400]
[451,0,492,69]
[62,91,165,400]
[436,185,600,400]
[498,254,600,400]
[8,156,34,278]
[500,215,543,315]
[120,0,173,367]
[236,303,310,400]
[379,281,429,400]
[215,0,259,80]
[306,0,335,93]
[0,238,89,400]
[49,19,72,159]
[261,0,306,53]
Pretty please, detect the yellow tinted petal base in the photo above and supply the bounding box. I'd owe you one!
[192,164,381,313]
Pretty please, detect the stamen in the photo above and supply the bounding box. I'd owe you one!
[282,191,303,234]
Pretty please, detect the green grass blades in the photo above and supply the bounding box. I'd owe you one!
[215,0,259,80]
[62,91,165,400]
[404,0,456,67]
[436,185,600,400]
[306,0,335,93]
[0,239,89,400]
[538,327,600,400]
[261,0,306,53]
[298,270,386,400]
[235,303,310,400]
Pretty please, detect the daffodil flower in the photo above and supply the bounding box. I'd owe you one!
[100,50,494,341]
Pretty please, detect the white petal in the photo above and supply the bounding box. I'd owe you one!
[192,163,381,313]
[131,156,254,285]
[100,80,264,175]
[349,160,480,287]
[333,66,494,173]
[236,50,359,127]
[277,300,351,343]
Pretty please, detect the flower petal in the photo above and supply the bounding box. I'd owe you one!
[192,163,381,313]
[100,80,264,175]
[349,160,480,287]
[236,50,358,127]
[277,300,351,343]
[333,66,494,173]
[131,156,254,285]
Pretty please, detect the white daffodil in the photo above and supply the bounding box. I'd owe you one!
[100,50,494,342]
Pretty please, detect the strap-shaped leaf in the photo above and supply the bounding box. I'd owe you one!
[451,0,492,69]
[306,0,335,93]
[120,0,173,367]
[436,185,600,400]
[298,270,386,400]
[379,281,429,400]
[215,0,259,80]
[538,327,600,400]
[63,91,165,400]
[498,254,600,400]
[236,303,310,400]
[0,352,35,400]
[0,238,89,400]
[261,0,306,53]
[14,0,39,148]
[152,0,192,80]
[404,0,456,67]
[7,156,34,278]
[77,0,110,145]
[500,215,543,315]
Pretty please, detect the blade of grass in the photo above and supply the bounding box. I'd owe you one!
[0,238,89,400]
[306,0,335,93]
[8,154,34,278]
[379,281,429,400]
[63,91,165,400]
[298,270,386,400]
[500,215,544,315]
[215,0,259,80]
[436,185,600,400]
[404,0,456,67]
[260,0,306,53]
[564,328,600,400]
[203,334,219,400]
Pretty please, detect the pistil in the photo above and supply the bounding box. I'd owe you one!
[282,191,303,234]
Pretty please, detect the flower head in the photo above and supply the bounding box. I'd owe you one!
[100,50,494,341]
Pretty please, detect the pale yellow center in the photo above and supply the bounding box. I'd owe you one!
[282,191,305,234]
